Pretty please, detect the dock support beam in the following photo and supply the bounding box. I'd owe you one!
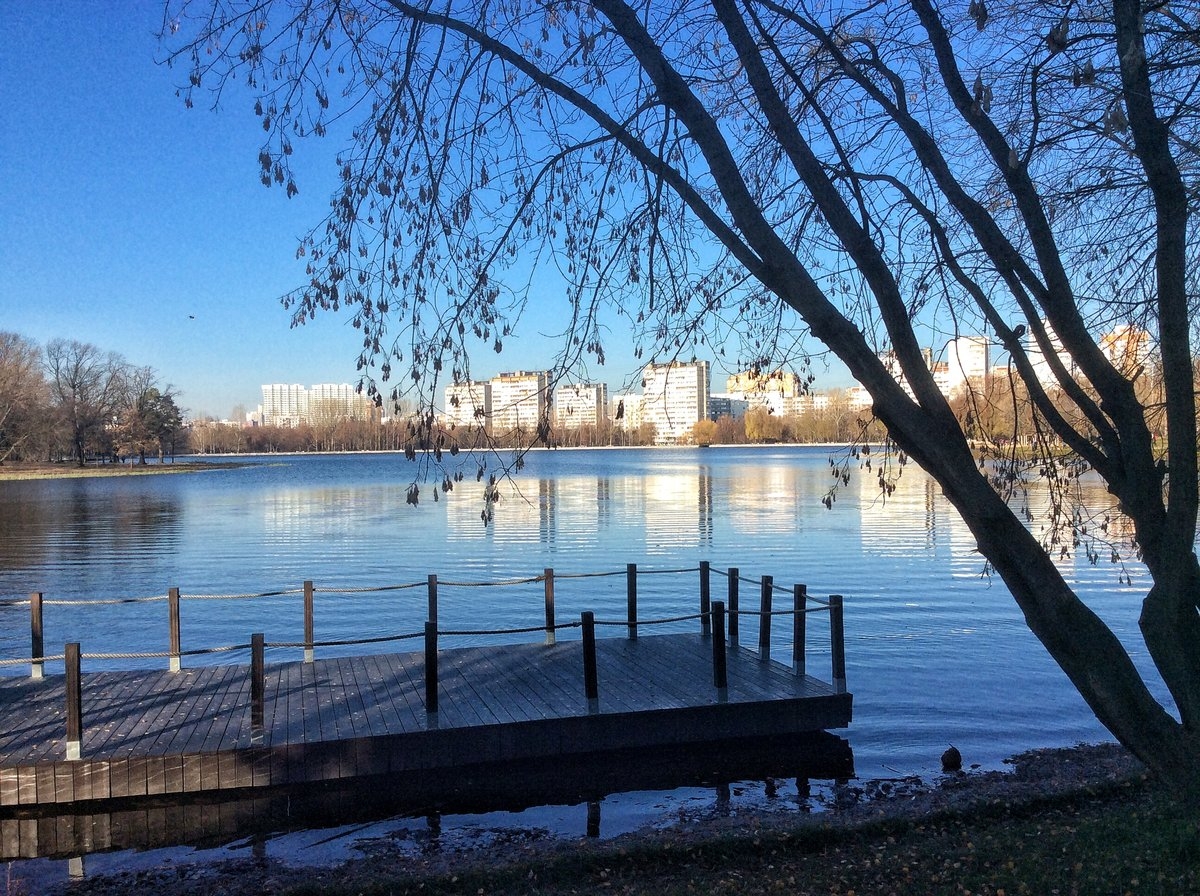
[626,564,638,640]
[544,568,556,646]
[711,601,728,701]
[424,621,439,725]
[830,594,847,694]
[758,575,773,661]
[65,642,81,759]
[699,562,711,638]
[727,568,739,646]
[581,611,598,713]
[168,588,181,672]
[427,575,438,629]
[30,592,44,680]
[251,633,265,742]
[793,584,807,676]
[303,580,315,663]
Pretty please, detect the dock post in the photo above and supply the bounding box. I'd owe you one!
[711,601,728,701]
[427,575,438,629]
[699,562,711,638]
[830,594,847,693]
[626,563,638,640]
[727,568,739,647]
[304,580,315,663]
[758,575,773,662]
[30,592,44,680]
[544,568,556,646]
[65,642,81,759]
[582,611,599,713]
[168,588,181,672]
[792,584,807,676]
[424,620,439,724]
[250,633,265,742]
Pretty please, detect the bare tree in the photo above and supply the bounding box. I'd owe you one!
[45,339,128,465]
[0,332,51,463]
[164,0,1200,787]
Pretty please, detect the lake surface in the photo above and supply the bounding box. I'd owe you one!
[0,446,1171,880]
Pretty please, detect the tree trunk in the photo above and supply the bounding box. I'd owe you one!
[939,471,1200,792]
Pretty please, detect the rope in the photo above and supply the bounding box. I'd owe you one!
[43,595,167,606]
[83,643,250,660]
[638,566,698,575]
[183,589,304,601]
[269,631,424,649]
[438,622,577,637]
[0,655,54,667]
[436,575,544,588]
[594,612,704,627]
[319,582,424,594]
[0,599,31,608]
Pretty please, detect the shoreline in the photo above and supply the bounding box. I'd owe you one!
[40,741,1152,896]
[0,461,227,482]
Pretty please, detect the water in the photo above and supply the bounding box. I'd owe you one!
[0,446,1169,883]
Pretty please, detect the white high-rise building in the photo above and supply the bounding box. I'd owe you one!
[443,381,492,429]
[610,392,644,430]
[641,361,710,444]
[554,382,608,429]
[1026,323,1072,389]
[489,371,550,436]
[260,383,371,426]
[261,384,309,427]
[941,335,990,397]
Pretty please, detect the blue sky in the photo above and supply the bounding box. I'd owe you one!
[0,3,851,419]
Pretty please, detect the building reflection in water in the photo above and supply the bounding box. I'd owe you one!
[444,468,714,554]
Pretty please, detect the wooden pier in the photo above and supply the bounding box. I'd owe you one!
[0,632,850,813]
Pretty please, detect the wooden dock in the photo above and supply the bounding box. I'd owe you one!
[0,633,851,812]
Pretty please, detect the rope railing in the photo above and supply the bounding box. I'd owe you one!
[6,562,845,699]
[13,561,849,761]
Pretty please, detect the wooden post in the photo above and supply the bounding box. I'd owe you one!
[250,633,265,741]
[65,642,81,759]
[544,568,556,646]
[303,580,315,663]
[711,601,728,698]
[699,562,711,638]
[793,584,807,676]
[168,588,181,672]
[427,575,438,629]
[424,620,439,721]
[727,567,739,646]
[758,575,773,662]
[626,563,638,640]
[830,594,846,693]
[582,611,598,712]
[30,592,44,680]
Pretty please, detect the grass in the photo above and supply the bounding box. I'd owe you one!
[282,777,1198,896]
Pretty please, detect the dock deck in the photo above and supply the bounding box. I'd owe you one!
[0,633,850,811]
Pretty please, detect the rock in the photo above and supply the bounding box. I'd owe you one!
[941,745,963,773]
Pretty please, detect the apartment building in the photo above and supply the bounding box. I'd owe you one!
[261,383,372,426]
[641,361,709,444]
[261,384,309,427]
[490,370,550,436]
[442,381,492,429]
[554,382,608,429]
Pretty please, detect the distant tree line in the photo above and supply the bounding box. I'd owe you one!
[0,332,185,466]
